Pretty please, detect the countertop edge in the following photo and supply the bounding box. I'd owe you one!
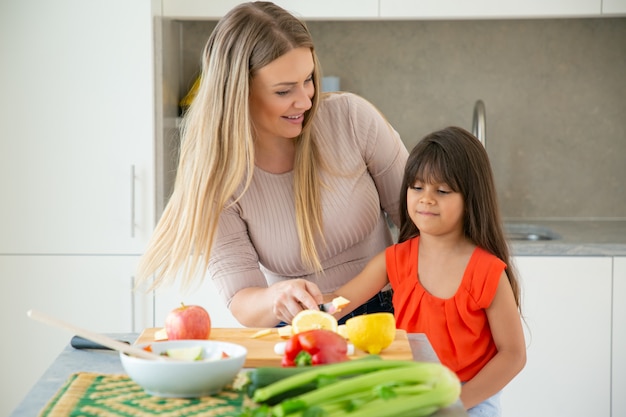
[506,220,626,256]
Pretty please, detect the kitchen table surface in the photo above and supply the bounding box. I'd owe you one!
[10,332,468,417]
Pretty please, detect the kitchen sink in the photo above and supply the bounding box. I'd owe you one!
[505,223,561,241]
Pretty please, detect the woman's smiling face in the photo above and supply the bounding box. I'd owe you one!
[249,47,315,143]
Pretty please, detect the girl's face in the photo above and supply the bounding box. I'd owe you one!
[249,47,315,143]
[406,179,465,238]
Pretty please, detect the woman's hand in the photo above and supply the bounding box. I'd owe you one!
[230,279,325,327]
[270,279,324,323]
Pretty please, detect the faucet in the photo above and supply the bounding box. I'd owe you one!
[472,100,486,147]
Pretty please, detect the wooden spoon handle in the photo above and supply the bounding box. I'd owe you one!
[27,309,166,361]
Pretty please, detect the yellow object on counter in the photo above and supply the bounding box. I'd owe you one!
[346,312,396,354]
[179,76,201,110]
[291,310,338,334]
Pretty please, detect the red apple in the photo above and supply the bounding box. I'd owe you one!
[165,303,211,340]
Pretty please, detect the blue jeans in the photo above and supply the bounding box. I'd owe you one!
[337,289,394,325]
[467,391,502,417]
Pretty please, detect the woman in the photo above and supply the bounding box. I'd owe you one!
[136,1,408,327]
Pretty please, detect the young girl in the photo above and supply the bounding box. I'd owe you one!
[329,126,526,416]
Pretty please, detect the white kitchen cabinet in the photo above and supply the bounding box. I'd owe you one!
[162,0,379,19]
[500,256,612,417]
[273,0,379,19]
[0,255,152,417]
[613,257,626,417]
[380,0,600,19]
[160,0,617,20]
[603,0,626,14]
[162,0,244,19]
[152,271,244,329]
[0,1,157,416]
[0,0,155,255]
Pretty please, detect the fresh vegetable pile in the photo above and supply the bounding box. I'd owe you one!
[237,356,461,417]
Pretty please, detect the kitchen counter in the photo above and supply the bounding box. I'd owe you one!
[9,333,468,417]
[506,220,626,256]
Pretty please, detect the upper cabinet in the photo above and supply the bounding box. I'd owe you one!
[163,0,379,19]
[381,0,599,19]
[160,0,625,20]
[603,0,626,14]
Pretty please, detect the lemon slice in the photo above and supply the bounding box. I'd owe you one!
[165,346,203,361]
[292,310,338,334]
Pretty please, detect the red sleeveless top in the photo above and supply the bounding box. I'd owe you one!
[386,237,505,381]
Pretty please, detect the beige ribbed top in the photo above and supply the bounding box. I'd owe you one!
[207,93,409,306]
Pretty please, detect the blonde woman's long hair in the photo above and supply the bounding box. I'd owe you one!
[136,2,324,290]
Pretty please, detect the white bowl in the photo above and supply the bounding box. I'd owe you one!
[120,340,247,398]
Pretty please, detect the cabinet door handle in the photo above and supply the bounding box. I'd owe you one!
[130,165,136,238]
[130,275,136,333]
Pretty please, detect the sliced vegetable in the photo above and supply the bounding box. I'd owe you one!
[277,326,293,339]
[251,328,273,339]
[166,346,203,361]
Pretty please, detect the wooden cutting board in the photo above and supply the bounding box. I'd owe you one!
[136,328,413,368]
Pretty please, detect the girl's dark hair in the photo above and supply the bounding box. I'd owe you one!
[398,126,521,307]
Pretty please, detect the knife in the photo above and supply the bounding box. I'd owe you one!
[318,302,337,313]
[70,335,130,350]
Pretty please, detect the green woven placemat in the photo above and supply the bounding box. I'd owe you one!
[39,372,249,416]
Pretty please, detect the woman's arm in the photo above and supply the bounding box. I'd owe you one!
[460,272,527,409]
[208,201,323,327]
[326,251,390,317]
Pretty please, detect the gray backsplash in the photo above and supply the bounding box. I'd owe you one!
[177,18,626,220]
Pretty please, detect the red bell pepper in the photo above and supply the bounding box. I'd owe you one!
[281,329,349,367]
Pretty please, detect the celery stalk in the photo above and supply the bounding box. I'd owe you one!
[273,362,450,416]
[333,380,460,417]
[252,359,419,403]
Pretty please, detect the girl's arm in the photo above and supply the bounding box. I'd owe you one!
[460,272,527,410]
[326,251,389,317]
